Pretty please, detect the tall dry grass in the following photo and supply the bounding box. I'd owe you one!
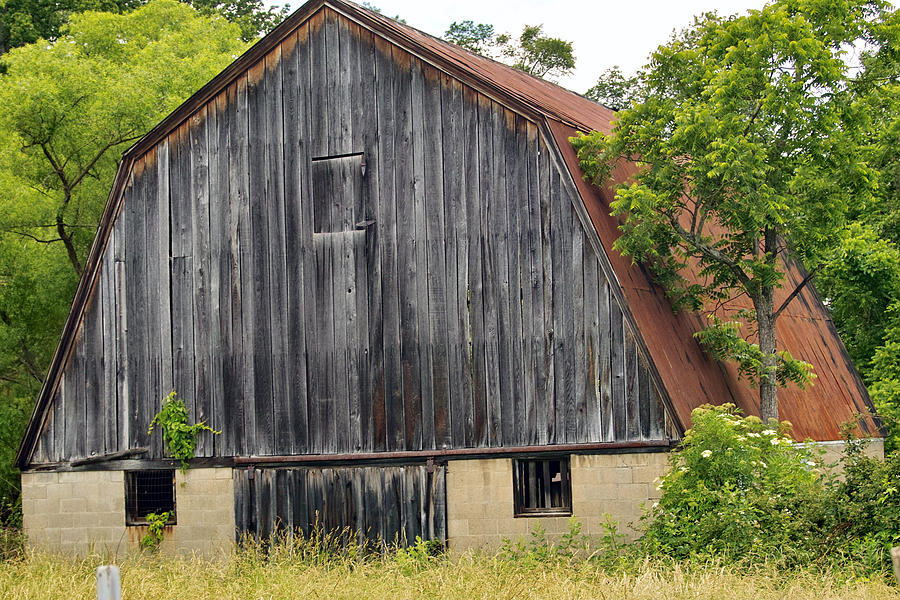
[1,547,898,600]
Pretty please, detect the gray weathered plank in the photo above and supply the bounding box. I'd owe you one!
[410,58,435,451]
[375,35,404,452]
[248,59,274,456]
[190,107,213,456]
[423,66,450,449]
[464,86,486,448]
[282,30,309,455]
[479,96,501,447]
[264,46,292,455]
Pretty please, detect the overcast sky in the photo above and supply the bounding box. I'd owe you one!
[270,0,769,93]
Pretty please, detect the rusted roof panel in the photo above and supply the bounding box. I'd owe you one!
[549,120,878,440]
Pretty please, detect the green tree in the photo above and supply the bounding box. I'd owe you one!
[503,24,574,80]
[572,0,893,423]
[584,66,642,111]
[0,0,140,55]
[443,20,505,55]
[816,13,900,444]
[0,0,246,514]
[443,22,574,81]
[185,0,289,41]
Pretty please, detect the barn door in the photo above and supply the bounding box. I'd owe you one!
[309,154,370,453]
[234,463,448,546]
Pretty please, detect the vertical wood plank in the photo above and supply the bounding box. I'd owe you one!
[265,47,292,455]
[583,238,602,442]
[308,11,327,159]
[410,57,435,450]
[190,108,213,456]
[598,277,613,442]
[248,59,274,455]
[464,87,487,448]
[549,167,565,445]
[625,329,641,440]
[142,149,163,457]
[508,115,528,446]
[207,97,226,456]
[560,203,577,444]
[538,135,554,446]
[440,75,466,448]
[235,72,257,456]
[113,214,130,452]
[155,141,174,429]
[356,26,379,453]
[298,22,321,454]
[375,36,404,452]
[282,30,309,455]
[126,161,150,452]
[573,225,587,443]
[611,299,626,440]
[101,238,118,453]
[423,66,450,450]
[525,125,545,446]
[478,96,501,447]
[393,46,421,451]
[639,360,652,439]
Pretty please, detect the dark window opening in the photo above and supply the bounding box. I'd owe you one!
[125,470,176,526]
[513,457,572,517]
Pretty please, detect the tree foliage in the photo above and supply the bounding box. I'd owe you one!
[443,20,506,55]
[583,66,642,111]
[443,22,574,81]
[572,0,895,421]
[184,0,289,41]
[0,0,140,55]
[0,0,246,515]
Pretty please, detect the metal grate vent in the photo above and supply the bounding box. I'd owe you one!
[125,470,176,525]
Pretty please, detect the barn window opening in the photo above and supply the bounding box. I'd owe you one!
[513,457,572,517]
[125,470,176,525]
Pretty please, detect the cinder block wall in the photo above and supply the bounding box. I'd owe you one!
[446,452,669,552]
[812,438,884,465]
[21,467,235,556]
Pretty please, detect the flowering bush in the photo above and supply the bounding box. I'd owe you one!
[641,404,826,563]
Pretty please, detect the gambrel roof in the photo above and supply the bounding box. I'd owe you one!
[17,0,879,467]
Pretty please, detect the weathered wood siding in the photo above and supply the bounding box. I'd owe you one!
[30,7,676,465]
[234,464,446,544]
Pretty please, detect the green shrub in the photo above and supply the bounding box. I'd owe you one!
[641,404,826,564]
[825,442,900,574]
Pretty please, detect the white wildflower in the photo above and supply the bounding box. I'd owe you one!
[771,438,781,446]
[747,432,760,438]
[805,460,816,467]
[762,429,776,436]
[701,449,712,458]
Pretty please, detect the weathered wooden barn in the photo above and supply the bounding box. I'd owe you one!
[17,0,881,555]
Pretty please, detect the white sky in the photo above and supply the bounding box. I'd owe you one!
[270,0,769,93]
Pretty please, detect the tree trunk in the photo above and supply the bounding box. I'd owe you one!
[756,286,778,423]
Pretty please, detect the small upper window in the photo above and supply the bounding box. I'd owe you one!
[513,457,572,517]
[125,470,176,526]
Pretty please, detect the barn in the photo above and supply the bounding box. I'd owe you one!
[17,0,882,555]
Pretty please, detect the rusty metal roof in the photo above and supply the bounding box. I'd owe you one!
[16,0,879,466]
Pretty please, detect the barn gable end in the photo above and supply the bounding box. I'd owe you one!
[23,5,680,469]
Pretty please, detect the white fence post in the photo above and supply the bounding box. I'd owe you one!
[891,547,900,586]
[96,565,121,600]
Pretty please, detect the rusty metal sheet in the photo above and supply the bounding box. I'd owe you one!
[549,120,878,441]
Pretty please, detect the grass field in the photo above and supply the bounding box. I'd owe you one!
[2,548,899,600]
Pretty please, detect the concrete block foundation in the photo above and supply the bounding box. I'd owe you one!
[445,452,670,552]
[21,467,235,556]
